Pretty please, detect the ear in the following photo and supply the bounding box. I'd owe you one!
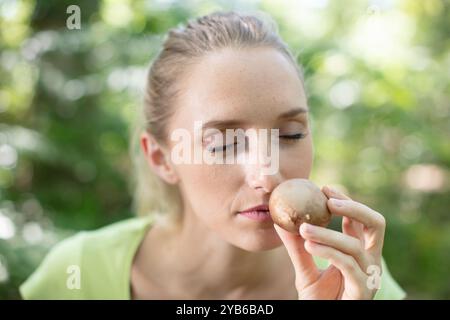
[140,131,179,184]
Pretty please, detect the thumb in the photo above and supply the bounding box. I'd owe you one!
[321,185,352,201]
[273,223,320,289]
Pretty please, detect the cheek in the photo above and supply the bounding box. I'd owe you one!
[279,139,313,177]
[177,163,242,212]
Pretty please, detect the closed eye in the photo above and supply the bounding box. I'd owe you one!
[207,142,238,153]
[280,133,307,140]
[207,133,307,153]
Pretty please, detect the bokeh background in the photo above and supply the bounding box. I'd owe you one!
[0,0,449,299]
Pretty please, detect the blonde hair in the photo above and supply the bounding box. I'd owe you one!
[129,11,304,221]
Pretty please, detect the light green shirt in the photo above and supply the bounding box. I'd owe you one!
[20,217,406,299]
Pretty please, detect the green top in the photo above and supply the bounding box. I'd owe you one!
[20,217,406,300]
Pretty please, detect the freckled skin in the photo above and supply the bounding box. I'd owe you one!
[164,47,314,251]
[137,47,313,299]
[269,179,331,233]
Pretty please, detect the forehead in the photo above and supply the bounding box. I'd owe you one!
[174,47,308,126]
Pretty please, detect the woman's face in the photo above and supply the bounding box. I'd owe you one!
[166,47,313,251]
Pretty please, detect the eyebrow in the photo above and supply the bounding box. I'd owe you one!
[277,107,309,119]
[201,107,308,130]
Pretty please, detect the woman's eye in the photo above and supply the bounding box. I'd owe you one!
[207,142,238,153]
[207,133,307,153]
[279,133,306,140]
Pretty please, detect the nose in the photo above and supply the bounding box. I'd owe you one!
[242,129,282,193]
[244,162,282,194]
[246,170,281,194]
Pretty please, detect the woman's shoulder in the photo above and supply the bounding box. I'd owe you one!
[20,216,152,300]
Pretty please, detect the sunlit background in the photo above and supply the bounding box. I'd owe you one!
[0,0,449,299]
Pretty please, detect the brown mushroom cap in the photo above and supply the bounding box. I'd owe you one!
[269,179,331,233]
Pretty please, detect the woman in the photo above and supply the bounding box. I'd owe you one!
[20,11,406,300]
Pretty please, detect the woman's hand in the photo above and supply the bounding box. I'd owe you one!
[274,185,386,300]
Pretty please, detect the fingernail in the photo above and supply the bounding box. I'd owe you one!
[327,185,339,194]
[330,198,344,207]
[300,223,314,234]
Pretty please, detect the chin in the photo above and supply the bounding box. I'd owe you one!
[228,228,283,252]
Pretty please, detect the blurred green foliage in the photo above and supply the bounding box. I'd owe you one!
[0,0,449,299]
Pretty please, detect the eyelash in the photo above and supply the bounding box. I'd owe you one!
[279,133,306,140]
[207,142,237,153]
[207,133,306,153]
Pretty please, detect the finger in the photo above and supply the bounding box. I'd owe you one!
[342,216,364,241]
[327,199,386,255]
[322,186,364,240]
[304,240,369,299]
[273,224,320,288]
[322,185,352,201]
[300,223,370,271]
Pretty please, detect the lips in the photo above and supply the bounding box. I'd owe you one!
[239,204,270,213]
[238,204,272,222]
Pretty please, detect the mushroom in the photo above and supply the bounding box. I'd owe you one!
[269,179,331,233]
